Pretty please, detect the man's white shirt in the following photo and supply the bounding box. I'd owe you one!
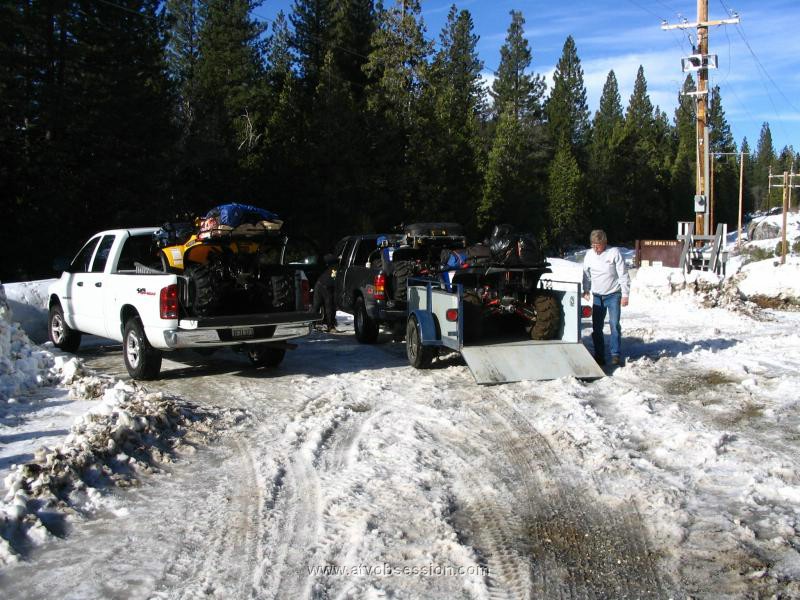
[582,246,630,297]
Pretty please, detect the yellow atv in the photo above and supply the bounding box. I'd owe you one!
[153,204,291,317]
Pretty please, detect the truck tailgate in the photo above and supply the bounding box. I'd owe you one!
[461,340,604,384]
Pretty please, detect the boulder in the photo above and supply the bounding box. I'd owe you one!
[747,220,782,241]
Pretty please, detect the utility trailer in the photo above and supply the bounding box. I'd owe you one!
[405,277,604,384]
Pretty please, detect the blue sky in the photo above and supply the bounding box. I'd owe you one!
[258,0,799,154]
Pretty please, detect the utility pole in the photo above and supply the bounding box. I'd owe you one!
[663,2,739,236]
[768,171,800,264]
[738,151,745,248]
[713,151,749,247]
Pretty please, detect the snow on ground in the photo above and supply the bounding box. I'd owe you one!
[1,223,800,597]
[0,285,247,566]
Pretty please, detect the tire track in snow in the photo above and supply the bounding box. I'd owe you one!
[252,380,370,599]
[431,386,671,600]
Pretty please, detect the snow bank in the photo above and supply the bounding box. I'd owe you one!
[0,293,250,565]
[0,288,66,402]
[1,280,53,344]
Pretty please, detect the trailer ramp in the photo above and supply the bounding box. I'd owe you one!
[461,340,604,384]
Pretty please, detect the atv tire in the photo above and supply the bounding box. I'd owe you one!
[391,260,414,302]
[186,262,219,317]
[531,292,562,341]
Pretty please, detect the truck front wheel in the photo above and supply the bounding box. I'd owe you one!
[49,304,82,353]
[354,297,379,344]
[406,315,433,369]
[123,317,163,380]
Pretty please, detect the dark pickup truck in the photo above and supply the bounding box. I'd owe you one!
[333,224,467,343]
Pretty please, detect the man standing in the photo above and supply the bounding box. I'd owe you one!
[582,229,630,366]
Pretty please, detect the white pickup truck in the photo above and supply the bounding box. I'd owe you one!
[47,227,319,379]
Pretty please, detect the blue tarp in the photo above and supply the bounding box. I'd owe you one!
[204,203,280,228]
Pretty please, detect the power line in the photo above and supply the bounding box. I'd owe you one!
[92,0,158,21]
[734,22,800,114]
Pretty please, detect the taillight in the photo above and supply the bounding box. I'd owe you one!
[160,284,179,319]
[373,273,386,300]
[445,308,458,322]
[301,278,311,310]
[581,305,592,319]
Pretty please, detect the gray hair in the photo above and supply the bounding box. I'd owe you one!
[590,229,608,244]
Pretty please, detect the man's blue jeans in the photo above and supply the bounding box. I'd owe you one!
[592,291,622,359]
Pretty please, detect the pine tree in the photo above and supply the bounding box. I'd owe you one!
[753,122,777,210]
[670,75,696,224]
[489,10,545,121]
[708,85,738,227]
[363,0,433,222]
[194,0,267,204]
[330,0,374,98]
[290,0,333,101]
[587,70,625,235]
[481,9,549,239]
[621,65,670,238]
[548,144,585,251]
[427,6,485,227]
[546,36,590,160]
[2,0,175,279]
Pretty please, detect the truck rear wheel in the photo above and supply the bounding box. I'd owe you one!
[48,304,82,353]
[531,292,562,340]
[247,345,286,367]
[354,297,379,344]
[406,315,433,369]
[123,317,162,380]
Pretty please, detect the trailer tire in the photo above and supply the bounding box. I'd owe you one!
[49,303,82,353]
[531,292,562,340]
[247,345,286,367]
[123,317,162,380]
[406,315,434,369]
[354,297,379,343]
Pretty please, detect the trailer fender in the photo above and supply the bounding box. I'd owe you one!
[409,309,439,344]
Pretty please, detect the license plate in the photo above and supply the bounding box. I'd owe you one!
[231,327,255,338]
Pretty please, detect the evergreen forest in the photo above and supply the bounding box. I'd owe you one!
[2,0,798,280]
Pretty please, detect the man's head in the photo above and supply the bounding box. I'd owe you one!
[590,229,608,254]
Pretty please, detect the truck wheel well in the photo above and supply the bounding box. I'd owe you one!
[49,295,61,309]
[120,305,139,334]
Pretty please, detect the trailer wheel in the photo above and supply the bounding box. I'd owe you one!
[247,345,286,367]
[406,315,433,369]
[354,297,379,343]
[48,303,82,353]
[123,317,162,380]
[531,292,562,340]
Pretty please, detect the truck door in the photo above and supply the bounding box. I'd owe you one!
[343,237,378,311]
[335,238,357,311]
[66,236,102,333]
[74,234,116,336]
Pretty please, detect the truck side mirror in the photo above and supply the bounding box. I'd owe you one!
[53,257,70,272]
